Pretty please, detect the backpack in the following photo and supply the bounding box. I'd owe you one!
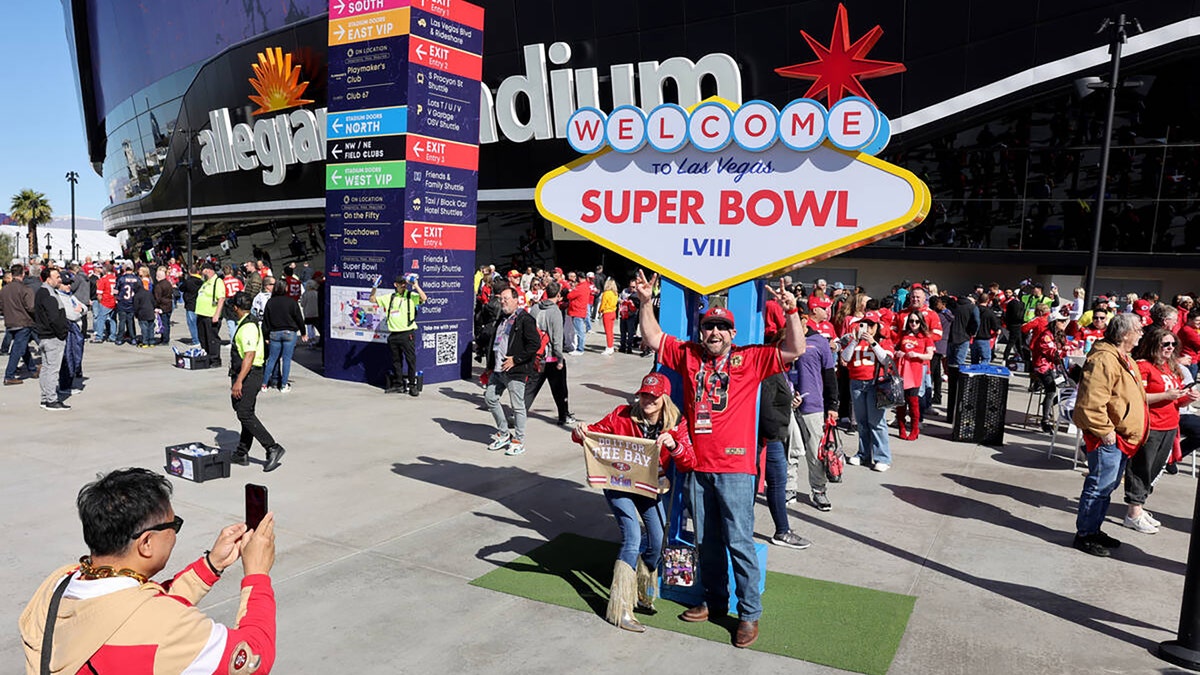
[527,305,551,373]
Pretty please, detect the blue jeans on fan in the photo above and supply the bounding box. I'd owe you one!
[185,310,199,345]
[763,440,792,535]
[4,327,33,379]
[571,316,587,352]
[263,330,298,388]
[850,379,891,466]
[690,471,761,621]
[1075,443,1128,536]
[605,490,664,570]
[970,340,992,364]
[138,320,155,345]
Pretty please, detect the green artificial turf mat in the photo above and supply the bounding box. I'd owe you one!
[470,533,914,675]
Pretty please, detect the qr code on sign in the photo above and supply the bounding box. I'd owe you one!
[435,332,458,366]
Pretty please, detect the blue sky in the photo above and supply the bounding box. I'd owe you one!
[0,2,106,222]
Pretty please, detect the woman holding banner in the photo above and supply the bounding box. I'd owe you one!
[572,372,695,632]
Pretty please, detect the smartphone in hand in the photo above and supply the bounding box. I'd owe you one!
[245,483,268,530]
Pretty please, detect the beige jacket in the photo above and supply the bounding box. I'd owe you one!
[1072,340,1148,448]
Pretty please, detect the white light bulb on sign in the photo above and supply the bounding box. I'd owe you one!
[566,107,607,154]
[778,98,828,152]
[688,102,733,153]
[606,105,647,153]
[731,100,780,152]
[646,104,689,153]
[827,97,880,152]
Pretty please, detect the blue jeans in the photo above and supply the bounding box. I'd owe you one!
[226,319,239,344]
[850,379,891,465]
[571,316,587,352]
[159,309,172,344]
[93,303,114,341]
[185,310,199,345]
[115,309,136,344]
[1076,443,1129,536]
[264,330,298,388]
[970,340,992,364]
[605,490,664,570]
[690,471,761,621]
[138,320,155,345]
[949,341,970,367]
[4,327,33,379]
[763,440,791,535]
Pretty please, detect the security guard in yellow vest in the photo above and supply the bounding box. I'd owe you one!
[228,292,286,471]
[194,262,226,365]
[369,274,427,395]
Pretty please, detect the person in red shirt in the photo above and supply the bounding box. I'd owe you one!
[1126,327,1199,533]
[93,264,118,343]
[1031,314,1070,431]
[570,373,695,632]
[223,266,246,338]
[838,311,895,469]
[894,312,935,440]
[893,286,943,345]
[1071,307,1108,354]
[634,272,806,649]
[566,279,591,354]
[1179,312,1200,379]
[282,265,302,302]
[806,303,837,343]
[762,294,785,343]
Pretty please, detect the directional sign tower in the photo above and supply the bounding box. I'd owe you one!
[324,0,484,386]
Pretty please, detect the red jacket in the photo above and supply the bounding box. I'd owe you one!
[566,283,591,318]
[1032,328,1067,374]
[573,405,696,474]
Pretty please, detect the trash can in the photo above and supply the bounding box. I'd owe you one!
[952,364,1010,445]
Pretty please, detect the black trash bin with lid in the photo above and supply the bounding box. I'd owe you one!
[952,364,1010,445]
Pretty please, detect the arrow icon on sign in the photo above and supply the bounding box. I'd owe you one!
[412,141,423,158]
[331,170,343,185]
[335,0,345,12]
[335,24,345,40]
[416,44,427,60]
[410,228,421,245]
[332,118,343,134]
[331,145,343,159]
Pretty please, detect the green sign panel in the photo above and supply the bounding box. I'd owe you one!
[325,160,407,190]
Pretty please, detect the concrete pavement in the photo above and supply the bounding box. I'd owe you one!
[0,324,1195,674]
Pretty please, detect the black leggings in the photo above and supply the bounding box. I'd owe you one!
[232,368,276,451]
[1125,428,1176,504]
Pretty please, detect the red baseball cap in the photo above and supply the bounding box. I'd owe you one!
[808,296,832,310]
[862,310,882,324]
[637,373,671,398]
[700,306,736,328]
[1134,299,1152,316]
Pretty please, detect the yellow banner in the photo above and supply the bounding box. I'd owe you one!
[329,7,411,46]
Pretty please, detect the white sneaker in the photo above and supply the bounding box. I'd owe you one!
[602,348,614,355]
[1144,511,1162,528]
[847,456,862,466]
[1123,514,1159,534]
[872,462,891,472]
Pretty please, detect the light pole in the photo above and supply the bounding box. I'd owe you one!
[180,127,194,266]
[1083,15,1140,301]
[44,231,52,262]
[66,171,79,261]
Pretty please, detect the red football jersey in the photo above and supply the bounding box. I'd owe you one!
[1138,360,1184,430]
[844,338,895,381]
[657,335,783,475]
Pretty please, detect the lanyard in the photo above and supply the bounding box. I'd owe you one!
[695,352,731,404]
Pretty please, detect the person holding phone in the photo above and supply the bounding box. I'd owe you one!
[840,311,895,470]
[21,468,278,674]
[370,273,426,395]
[571,373,695,632]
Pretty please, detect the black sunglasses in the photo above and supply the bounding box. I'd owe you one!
[131,515,183,539]
[701,322,733,332]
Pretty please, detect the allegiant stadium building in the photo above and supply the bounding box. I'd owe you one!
[63,0,1200,296]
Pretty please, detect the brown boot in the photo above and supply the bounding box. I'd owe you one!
[606,561,645,632]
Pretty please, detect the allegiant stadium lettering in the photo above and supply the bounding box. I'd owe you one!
[198,107,328,186]
[480,43,742,144]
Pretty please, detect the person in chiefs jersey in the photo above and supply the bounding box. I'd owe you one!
[838,311,896,471]
[222,266,246,340]
[893,312,936,441]
[892,284,943,344]
[633,271,807,650]
[1070,305,1109,355]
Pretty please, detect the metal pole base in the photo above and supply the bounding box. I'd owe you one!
[1159,640,1200,670]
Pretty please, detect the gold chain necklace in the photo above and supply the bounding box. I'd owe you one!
[77,556,148,584]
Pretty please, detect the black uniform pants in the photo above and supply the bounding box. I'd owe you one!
[525,360,570,421]
[388,329,417,379]
[197,315,222,361]
[232,368,276,451]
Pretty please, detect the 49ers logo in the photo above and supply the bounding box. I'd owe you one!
[228,641,261,673]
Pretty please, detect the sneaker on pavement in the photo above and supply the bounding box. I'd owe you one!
[1094,530,1121,548]
[1143,511,1162,528]
[40,401,71,411]
[602,348,614,355]
[1073,533,1110,557]
[559,414,580,427]
[4,378,23,386]
[872,462,891,472]
[505,441,526,456]
[770,531,812,549]
[487,432,512,452]
[847,455,862,466]
[280,384,292,393]
[811,491,832,511]
[1122,513,1159,534]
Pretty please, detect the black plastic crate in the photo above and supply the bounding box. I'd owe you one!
[165,443,231,483]
[175,354,217,370]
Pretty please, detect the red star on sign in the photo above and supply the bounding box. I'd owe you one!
[775,3,905,106]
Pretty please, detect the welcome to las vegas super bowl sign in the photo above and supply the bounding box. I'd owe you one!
[534,4,931,295]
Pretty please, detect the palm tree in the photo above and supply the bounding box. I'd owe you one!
[10,189,53,260]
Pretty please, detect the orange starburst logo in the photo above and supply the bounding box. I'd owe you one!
[248,47,315,116]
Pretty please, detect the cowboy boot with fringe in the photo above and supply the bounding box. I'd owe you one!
[635,558,657,613]
[606,560,645,632]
